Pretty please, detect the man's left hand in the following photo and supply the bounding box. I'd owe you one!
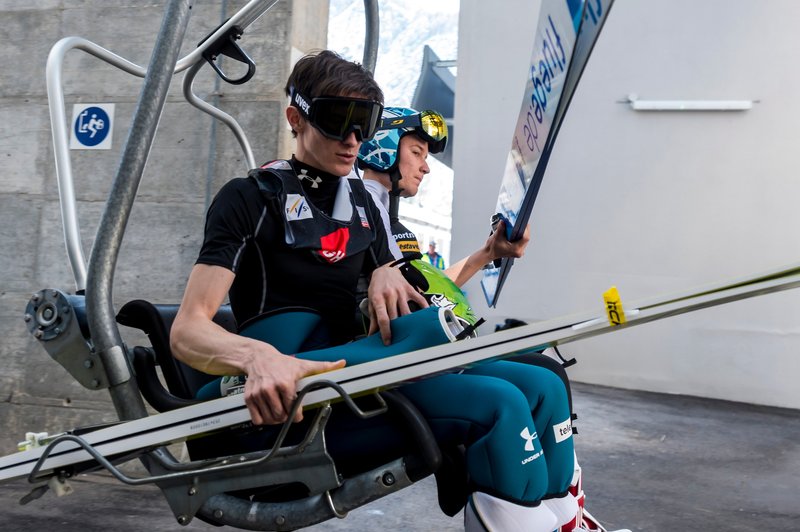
[367,264,429,345]
[487,220,530,260]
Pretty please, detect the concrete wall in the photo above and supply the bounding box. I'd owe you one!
[0,0,327,450]
[454,0,800,408]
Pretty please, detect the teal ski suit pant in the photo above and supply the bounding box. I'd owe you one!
[197,307,575,504]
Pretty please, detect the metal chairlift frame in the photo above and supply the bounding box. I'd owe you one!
[38,1,404,528]
[24,0,800,527]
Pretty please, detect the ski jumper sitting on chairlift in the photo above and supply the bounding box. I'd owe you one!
[170,50,578,532]
[357,105,627,532]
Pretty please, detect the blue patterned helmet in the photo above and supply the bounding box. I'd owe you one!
[358,107,448,172]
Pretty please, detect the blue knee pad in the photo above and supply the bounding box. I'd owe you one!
[466,361,575,495]
[399,361,575,503]
[401,373,551,502]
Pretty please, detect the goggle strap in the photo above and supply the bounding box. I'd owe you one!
[379,112,447,142]
[380,115,422,130]
[289,86,314,121]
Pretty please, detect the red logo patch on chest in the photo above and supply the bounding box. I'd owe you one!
[318,227,350,263]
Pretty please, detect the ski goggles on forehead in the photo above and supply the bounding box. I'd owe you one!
[290,87,383,142]
[380,110,448,154]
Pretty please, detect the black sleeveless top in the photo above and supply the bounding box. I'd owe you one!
[197,159,393,344]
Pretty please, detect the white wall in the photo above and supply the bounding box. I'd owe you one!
[453,0,800,408]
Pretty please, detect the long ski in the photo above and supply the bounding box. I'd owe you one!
[481,0,615,307]
[2,260,800,484]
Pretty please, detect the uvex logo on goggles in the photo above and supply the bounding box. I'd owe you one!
[290,87,383,142]
[293,92,311,114]
[379,110,448,154]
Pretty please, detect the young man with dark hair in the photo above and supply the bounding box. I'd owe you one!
[171,50,424,424]
[171,51,578,531]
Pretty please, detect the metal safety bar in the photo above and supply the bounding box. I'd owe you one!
[362,0,379,73]
[86,0,195,421]
[44,0,381,416]
[26,380,386,487]
[46,0,282,293]
[182,59,258,170]
[48,0,378,294]
[40,1,384,527]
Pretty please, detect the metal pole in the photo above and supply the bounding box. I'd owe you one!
[86,0,194,421]
[362,0,379,74]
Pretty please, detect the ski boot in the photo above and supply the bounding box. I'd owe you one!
[557,461,631,532]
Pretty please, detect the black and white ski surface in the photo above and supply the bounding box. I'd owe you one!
[481,0,615,307]
[2,261,800,484]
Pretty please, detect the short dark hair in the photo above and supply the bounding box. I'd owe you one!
[285,50,383,103]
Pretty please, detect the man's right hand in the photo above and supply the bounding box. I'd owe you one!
[242,347,346,425]
[171,264,346,426]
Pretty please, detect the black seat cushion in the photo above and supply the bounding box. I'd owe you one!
[117,299,236,399]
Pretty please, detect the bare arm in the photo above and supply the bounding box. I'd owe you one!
[445,221,531,287]
[170,264,345,424]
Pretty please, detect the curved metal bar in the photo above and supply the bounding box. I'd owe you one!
[24,379,388,488]
[175,0,281,73]
[45,38,149,291]
[182,61,257,171]
[27,434,147,485]
[25,431,262,487]
[307,379,388,419]
[86,0,194,421]
[362,0,379,74]
[325,489,348,519]
[25,418,310,487]
[45,1,281,291]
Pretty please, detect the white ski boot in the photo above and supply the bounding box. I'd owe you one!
[557,457,631,532]
[465,491,558,532]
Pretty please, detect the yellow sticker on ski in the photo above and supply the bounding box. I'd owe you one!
[603,286,626,326]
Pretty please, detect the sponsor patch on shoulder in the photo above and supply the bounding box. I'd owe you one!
[285,194,312,221]
[397,240,420,253]
[261,159,292,170]
[356,206,370,228]
[553,418,573,443]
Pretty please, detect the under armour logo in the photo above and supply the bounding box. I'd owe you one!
[520,426,537,452]
[298,169,322,189]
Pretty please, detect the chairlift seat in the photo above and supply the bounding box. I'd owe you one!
[114,299,465,520]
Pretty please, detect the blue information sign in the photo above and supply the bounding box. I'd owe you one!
[73,106,110,147]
